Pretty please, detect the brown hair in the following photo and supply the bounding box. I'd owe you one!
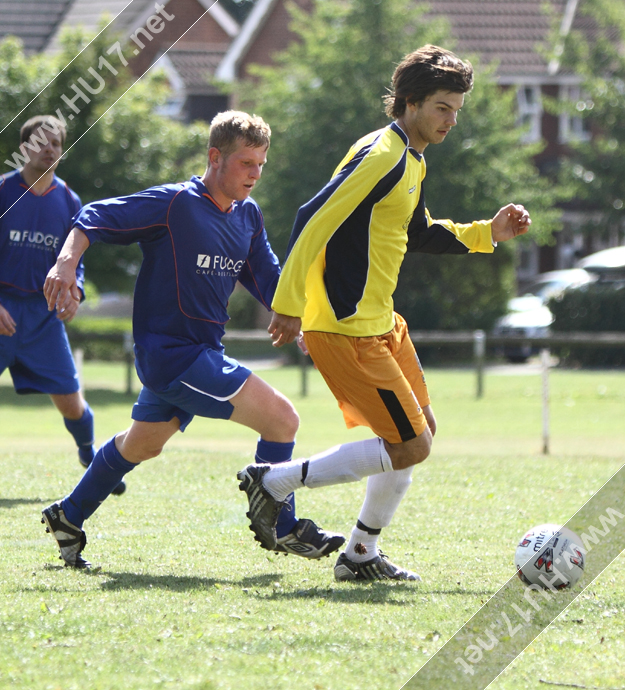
[208,110,271,157]
[20,115,67,146]
[384,45,474,119]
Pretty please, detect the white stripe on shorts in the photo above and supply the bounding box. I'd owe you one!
[180,379,247,402]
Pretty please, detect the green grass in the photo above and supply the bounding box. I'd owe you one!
[1,363,624,690]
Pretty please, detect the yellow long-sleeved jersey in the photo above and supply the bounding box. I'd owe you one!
[272,121,495,337]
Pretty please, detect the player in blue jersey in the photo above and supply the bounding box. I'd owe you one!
[0,115,124,494]
[41,110,344,568]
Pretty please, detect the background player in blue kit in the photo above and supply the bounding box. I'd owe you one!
[0,115,124,494]
[41,110,343,568]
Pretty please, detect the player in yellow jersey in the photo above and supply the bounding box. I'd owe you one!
[237,45,530,581]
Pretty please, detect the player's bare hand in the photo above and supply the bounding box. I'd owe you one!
[44,261,79,313]
[55,292,80,323]
[297,332,309,356]
[268,312,302,348]
[43,228,89,313]
[0,302,16,336]
[491,203,531,242]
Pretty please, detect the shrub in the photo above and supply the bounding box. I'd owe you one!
[66,318,132,361]
[549,282,625,366]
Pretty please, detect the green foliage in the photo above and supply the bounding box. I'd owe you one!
[68,316,133,334]
[555,0,625,240]
[0,30,211,293]
[66,316,133,361]
[226,287,260,329]
[234,0,562,333]
[549,282,625,366]
[0,37,58,150]
[236,0,450,257]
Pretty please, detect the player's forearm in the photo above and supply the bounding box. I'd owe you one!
[56,228,90,273]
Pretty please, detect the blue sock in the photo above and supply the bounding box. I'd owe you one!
[255,439,297,538]
[62,436,137,528]
[64,402,95,465]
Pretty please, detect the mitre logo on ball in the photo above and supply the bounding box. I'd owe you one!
[514,523,585,590]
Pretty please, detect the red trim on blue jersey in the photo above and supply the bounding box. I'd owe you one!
[202,192,233,214]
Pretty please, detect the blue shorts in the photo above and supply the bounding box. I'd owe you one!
[0,293,79,395]
[131,348,252,431]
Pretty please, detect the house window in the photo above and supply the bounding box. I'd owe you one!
[517,85,543,143]
[559,85,592,143]
[516,243,539,283]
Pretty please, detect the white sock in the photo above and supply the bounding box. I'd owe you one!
[263,437,392,502]
[345,467,415,562]
[359,466,414,529]
[345,525,379,563]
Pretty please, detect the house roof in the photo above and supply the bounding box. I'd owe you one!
[0,0,74,53]
[44,1,156,53]
[423,0,592,82]
[45,0,239,54]
[217,0,595,85]
[160,43,230,95]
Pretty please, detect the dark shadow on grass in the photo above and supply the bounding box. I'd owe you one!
[0,497,54,509]
[25,565,495,602]
[0,387,136,408]
[97,571,284,592]
[252,583,424,605]
[251,585,496,605]
[427,588,495,597]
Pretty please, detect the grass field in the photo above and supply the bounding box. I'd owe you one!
[1,362,624,690]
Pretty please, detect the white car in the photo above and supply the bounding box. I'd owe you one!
[493,269,594,363]
[576,245,625,278]
[521,268,595,299]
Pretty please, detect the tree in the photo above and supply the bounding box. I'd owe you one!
[555,0,625,244]
[234,0,563,334]
[0,30,211,293]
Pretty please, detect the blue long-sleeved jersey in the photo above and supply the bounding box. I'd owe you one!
[74,175,280,392]
[0,170,84,298]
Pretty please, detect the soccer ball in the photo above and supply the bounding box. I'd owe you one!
[514,523,585,590]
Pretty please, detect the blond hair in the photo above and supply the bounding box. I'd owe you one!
[208,111,271,157]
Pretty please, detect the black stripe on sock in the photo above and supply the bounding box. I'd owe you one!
[357,520,382,535]
[301,460,309,486]
[376,388,417,442]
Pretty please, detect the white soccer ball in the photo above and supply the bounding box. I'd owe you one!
[514,523,585,590]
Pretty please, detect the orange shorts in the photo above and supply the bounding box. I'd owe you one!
[304,314,430,444]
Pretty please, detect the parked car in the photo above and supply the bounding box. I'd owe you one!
[520,268,595,300]
[493,269,595,363]
[576,245,625,280]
